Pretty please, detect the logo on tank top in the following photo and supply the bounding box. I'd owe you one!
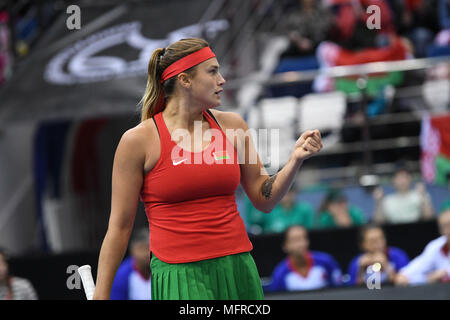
[172,158,188,166]
[213,151,229,161]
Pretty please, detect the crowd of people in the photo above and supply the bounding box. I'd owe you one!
[0,248,37,300]
[0,1,58,86]
[243,163,444,233]
[263,209,450,293]
[280,0,449,62]
[274,0,450,165]
[241,162,450,293]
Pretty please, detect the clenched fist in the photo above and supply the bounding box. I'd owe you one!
[292,129,323,162]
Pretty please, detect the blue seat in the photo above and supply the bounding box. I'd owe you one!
[273,56,319,73]
[268,56,319,98]
[427,45,450,58]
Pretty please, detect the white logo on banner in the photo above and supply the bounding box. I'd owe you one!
[45,20,229,85]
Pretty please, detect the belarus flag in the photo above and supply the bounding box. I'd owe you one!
[420,113,450,185]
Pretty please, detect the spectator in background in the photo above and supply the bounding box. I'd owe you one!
[347,224,410,286]
[315,188,366,229]
[395,208,450,285]
[265,225,342,292]
[0,248,38,300]
[110,228,151,300]
[427,0,450,57]
[243,186,314,234]
[280,0,333,58]
[242,192,266,235]
[260,187,315,233]
[314,0,413,93]
[372,164,434,224]
[327,0,396,50]
[396,0,441,58]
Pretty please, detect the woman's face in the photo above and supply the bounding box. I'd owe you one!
[362,228,387,254]
[393,171,411,192]
[284,226,309,258]
[185,57,226,108]
[328,200,348,214]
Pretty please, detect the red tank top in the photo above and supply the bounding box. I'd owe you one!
[140,109,253,263]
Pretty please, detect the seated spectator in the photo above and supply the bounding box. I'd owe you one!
[260,187,315,233]
[327,0,396,50]
[280,0,333,58]
[395,208,450,285]
[242,193,267,235]
[243,187,314,234]
[315,188,366,229]
[0,248,38,300]
[111,228,151,300]
[398,0,441,58]
[265,225,342,292]
[372,164,435,224]
[347,224,410,286]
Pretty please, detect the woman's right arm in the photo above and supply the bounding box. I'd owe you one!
[93,128,147,300]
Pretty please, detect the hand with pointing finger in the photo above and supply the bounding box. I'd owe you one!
[292,129,323,162]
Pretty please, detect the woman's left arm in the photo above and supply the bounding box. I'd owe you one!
[225,112,322,213]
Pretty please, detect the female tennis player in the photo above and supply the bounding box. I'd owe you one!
[93,37,322,300]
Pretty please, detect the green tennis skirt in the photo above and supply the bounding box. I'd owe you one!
[150,251,264,300]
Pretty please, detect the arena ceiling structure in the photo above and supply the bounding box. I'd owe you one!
[0,0,230,124]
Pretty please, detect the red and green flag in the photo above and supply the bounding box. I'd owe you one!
[421,113,450,186]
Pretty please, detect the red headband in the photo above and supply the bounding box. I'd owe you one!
[160,46,216,83]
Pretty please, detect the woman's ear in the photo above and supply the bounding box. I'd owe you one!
[177,72,191,89]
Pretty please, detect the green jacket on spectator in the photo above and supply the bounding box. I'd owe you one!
[315,205,366,229]
[261,202,314,233]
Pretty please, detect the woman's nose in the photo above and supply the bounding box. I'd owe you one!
[218,72,226,85]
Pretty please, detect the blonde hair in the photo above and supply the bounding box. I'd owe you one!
[139,38,210,122]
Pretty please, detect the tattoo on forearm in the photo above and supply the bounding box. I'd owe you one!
[261,174,277,200]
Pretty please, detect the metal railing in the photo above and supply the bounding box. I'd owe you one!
[226,54,450,184]
[225,55,450,89]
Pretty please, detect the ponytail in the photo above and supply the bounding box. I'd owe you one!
[140,48,165,122]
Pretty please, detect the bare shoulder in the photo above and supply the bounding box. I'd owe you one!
[116,118,159,165]
[120,120,152,149]
[208,108,248,131]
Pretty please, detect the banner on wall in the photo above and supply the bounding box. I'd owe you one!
[0,1,228,124]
